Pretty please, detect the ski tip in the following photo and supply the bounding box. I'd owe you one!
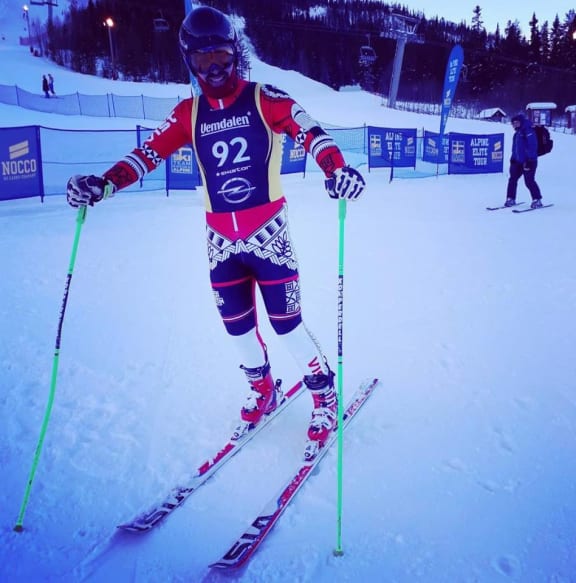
[486,202,526,211]
[116,522,149,533]
[512,203,554,213]
[209,558,248,570]
[208,561,228,570]
[355,377,380,396]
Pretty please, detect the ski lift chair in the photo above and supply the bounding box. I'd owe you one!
[359,45,376,66]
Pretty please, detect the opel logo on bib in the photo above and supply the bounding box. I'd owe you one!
[217,177,255,204]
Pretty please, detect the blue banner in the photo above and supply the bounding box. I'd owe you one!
[439,45,464,138]
[280,134,307,175]
[0,125,44,201]
[367,127,417,169]
[422,130,449,164]
[166,145,200,191]
[136,125,200,193]
[448,133,504,174]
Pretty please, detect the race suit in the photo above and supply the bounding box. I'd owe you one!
[103,79,346,337]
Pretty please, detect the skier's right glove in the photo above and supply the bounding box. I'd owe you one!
[325,166,366,201]
[66,175,116,208]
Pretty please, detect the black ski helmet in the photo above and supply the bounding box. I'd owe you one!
[179,6,238,74]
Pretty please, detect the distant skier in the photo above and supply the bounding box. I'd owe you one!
[65,6,366,459]
[504,113,543,209]
[47,73,55,95]
[41,75,50,98]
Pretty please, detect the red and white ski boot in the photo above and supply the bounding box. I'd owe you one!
[232,360,281,440]
[303,368,337,460]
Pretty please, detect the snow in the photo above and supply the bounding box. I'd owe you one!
[1,12,576,583]
[478,108,507,120]
[526,103,558,112]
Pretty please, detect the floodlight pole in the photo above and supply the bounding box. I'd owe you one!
[103,18,116,78]
[22,6,32,47]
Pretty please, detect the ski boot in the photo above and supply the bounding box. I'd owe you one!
[303,367,337,461]
[531,198,543,209]
[232,360,281,440]
[504,198,516,207]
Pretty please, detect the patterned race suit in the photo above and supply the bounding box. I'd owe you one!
[103,79,346,337]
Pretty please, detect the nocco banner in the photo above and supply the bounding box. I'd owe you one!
[280,134,306,175]
[0,126,44,201]
[422,130,449,164]
[448,133,504,174]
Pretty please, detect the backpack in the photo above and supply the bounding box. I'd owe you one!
[534,125,553,156]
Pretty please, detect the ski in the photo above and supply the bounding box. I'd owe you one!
[209,377,380,570]
[117,380,304,533]
[513,204,554,213]
[486,202,525,211]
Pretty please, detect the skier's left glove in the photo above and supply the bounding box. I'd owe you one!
[325,166,366,201]
[66,175,116,208]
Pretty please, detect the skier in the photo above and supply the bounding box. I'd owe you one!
[504,113,543,209]
[41,75,50,98]
[66,6,366,458]
[47,73,55,96]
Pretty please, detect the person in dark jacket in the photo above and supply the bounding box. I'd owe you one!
[505,113,542,208]
[41,75,50,98]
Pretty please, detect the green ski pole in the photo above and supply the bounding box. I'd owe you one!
[14,206,87,532]
[333,198,347,556]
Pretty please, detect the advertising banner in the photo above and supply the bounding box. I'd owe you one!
[422,131,450,164]
[166,145,200,191]
[280,134,306,175]
[439,44,464,138]
[367,127,417,169]
[0,125,44,201]
[448,133,504,174]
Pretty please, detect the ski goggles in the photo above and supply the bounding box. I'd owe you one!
[189,45,236,74]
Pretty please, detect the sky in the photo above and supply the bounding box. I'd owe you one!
[1,4,576,583]
[406,1,575,33]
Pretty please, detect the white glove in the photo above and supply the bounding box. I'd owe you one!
[66,175,116,208]
[325,166,366,201]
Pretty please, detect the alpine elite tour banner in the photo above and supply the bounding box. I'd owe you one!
[367,127,417,169]
[448,133,505,174]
